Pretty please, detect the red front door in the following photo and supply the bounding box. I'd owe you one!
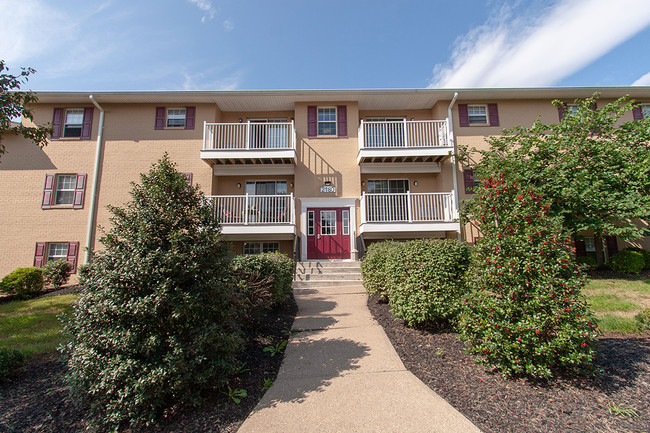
[307,207,350,260]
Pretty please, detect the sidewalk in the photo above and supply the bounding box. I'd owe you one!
[237,282,482,433]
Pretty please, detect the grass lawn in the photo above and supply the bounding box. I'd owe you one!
[584,277,650,333]
[0,294,76,356]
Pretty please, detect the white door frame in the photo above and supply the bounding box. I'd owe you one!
[299,197,358,261]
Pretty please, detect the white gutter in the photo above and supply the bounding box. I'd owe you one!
[85,95,105,264]
[447,92,461,241]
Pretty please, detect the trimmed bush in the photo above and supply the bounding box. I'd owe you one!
[386,239,470,326]
[61,155,242,430]
[458,175,598,378]
[635,308,650,331]
[576,256,597,270]
[623,247,650,270]
[230,252,295,327]
[0,267,44,300]
[610,250,645,275]
[0,348,26,379]
[43,259,73,289]
[361,241,404,298]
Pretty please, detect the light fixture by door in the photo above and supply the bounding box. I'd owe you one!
[414,181,418,186]
[324,181,332,186]
[237,183,241,188]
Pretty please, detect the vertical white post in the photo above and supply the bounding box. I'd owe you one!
[358,119,364,150]
[407,191,412,222]
[245,120,251,150]
[403,118,408,148]
[360,192,367,224]
[290,193,295,224]
[244,193,249,225]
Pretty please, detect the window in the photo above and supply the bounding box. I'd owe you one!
[51,107,93,140]
[366,180,409,221]
[47,243,68,262]
[320,210,336,235]
[633,103,650,120]
[42,173,87,209]
[245,181,287,195]
[367,179,409,194]
[318,107,337,136]
[308,211,315,236]
[642,104,650,118]
[63,109,84,137]
[467,105,488,125]
[54,175,77,205]
[34,241,79,272]
[584,237,596,252]
[243,242,280,255]
[365,117,405,147]
[566,104,579,115]
[166,108,186,127]
[155,106,195,130]
[342,210,349,236]
[458,103,499,127]
[463,169,480,194]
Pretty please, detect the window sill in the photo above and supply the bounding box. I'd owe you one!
[53,137,84,141]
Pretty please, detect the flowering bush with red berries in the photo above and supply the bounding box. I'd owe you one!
[458,174,598,378]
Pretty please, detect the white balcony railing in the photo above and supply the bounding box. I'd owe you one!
[360,192,455,223]
[203,121,296,151]
[358,119,449,150]
[209,194,295,225]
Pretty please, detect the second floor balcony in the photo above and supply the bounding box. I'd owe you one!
[357,119,452,168]
[201,121,297,169]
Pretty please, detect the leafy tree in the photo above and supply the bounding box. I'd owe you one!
[62,155,242,430]
[466,94,650,262]
[459,175,598,378]
[0,60,52,157]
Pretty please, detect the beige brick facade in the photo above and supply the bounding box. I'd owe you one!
[0,88,648,277]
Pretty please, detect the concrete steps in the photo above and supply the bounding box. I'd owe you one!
[293,261,362,287]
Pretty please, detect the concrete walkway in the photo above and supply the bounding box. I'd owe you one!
[238,275,482,432]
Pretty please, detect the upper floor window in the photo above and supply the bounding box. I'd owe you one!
[63,109,84,137]
[42,173,87,209]
[52,107,93,140]
[458,104,499,127]
[566,104,579,115]
[642,104,650,118]
[166,108,186,127]
[467,105,488,125]
[246,180,287,195]
[55,174,77,205]
[367,179,409,194]
[633,103,650,120]
[318,107,337,136]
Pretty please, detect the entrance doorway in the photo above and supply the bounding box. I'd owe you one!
[306,207,350,259]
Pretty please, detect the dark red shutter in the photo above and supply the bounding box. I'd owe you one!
[42,174,55,209]
[67,242,80,273]
[185,106,195,130]
[605,236,618,257]
[182,172,193,185]
[52,108,63,139]
[574,238,586,257]
[73,174,87,209]
[487,103,499,126]
[81,107,93,140]
[337,105,347,137]
[34,242,46,268]
[463,168,475,194]
[307,106,317,137]
[155,107,165,130]
[458,104,469,127]
[558,103,566,121]
[633,106,644,120]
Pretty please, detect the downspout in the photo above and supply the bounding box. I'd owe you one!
[447,92,461,241]
[85,95,105,264]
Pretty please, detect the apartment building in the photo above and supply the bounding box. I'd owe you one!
[1,88,648,277]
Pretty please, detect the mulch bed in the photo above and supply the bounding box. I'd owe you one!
[0,292,297,433]
[368,295,650,433]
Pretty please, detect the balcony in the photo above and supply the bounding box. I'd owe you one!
[201,121,297,173]
[360,192,459,237]
[209,194,296,237]
[357,120,452,172]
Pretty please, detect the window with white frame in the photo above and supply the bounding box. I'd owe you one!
[566,104,579,115]
[642,104,650,118]
[54,174,77,205]
[63,108,84,137]
[342,210,349,236]
[166,108,187,127]
[308,211,315,236]
[467,105,488,125]
[47,243,68,263]
[318,107,337,136]
[584,237,596,252]
[243,242,280,255]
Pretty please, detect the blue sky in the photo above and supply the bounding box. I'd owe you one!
[2,0,650,91]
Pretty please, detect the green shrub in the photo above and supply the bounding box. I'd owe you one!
[230,252,295,327]
[386,239,470,326]
[361,241,404,298]
[610,250,645,275]
[458,175,598,378]
[0,267,44,300]
[43,259,73,289]
[61,155,242,430]
[623,247,650,270]
[635,308,650,331]
[0,348,26,379]
[576,256,597,270]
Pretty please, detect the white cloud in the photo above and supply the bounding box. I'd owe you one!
[182,71,240,90]
[187,0,217,23]
[430,0,650,88]
[632,71,650,86]
[223,19,234,32]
